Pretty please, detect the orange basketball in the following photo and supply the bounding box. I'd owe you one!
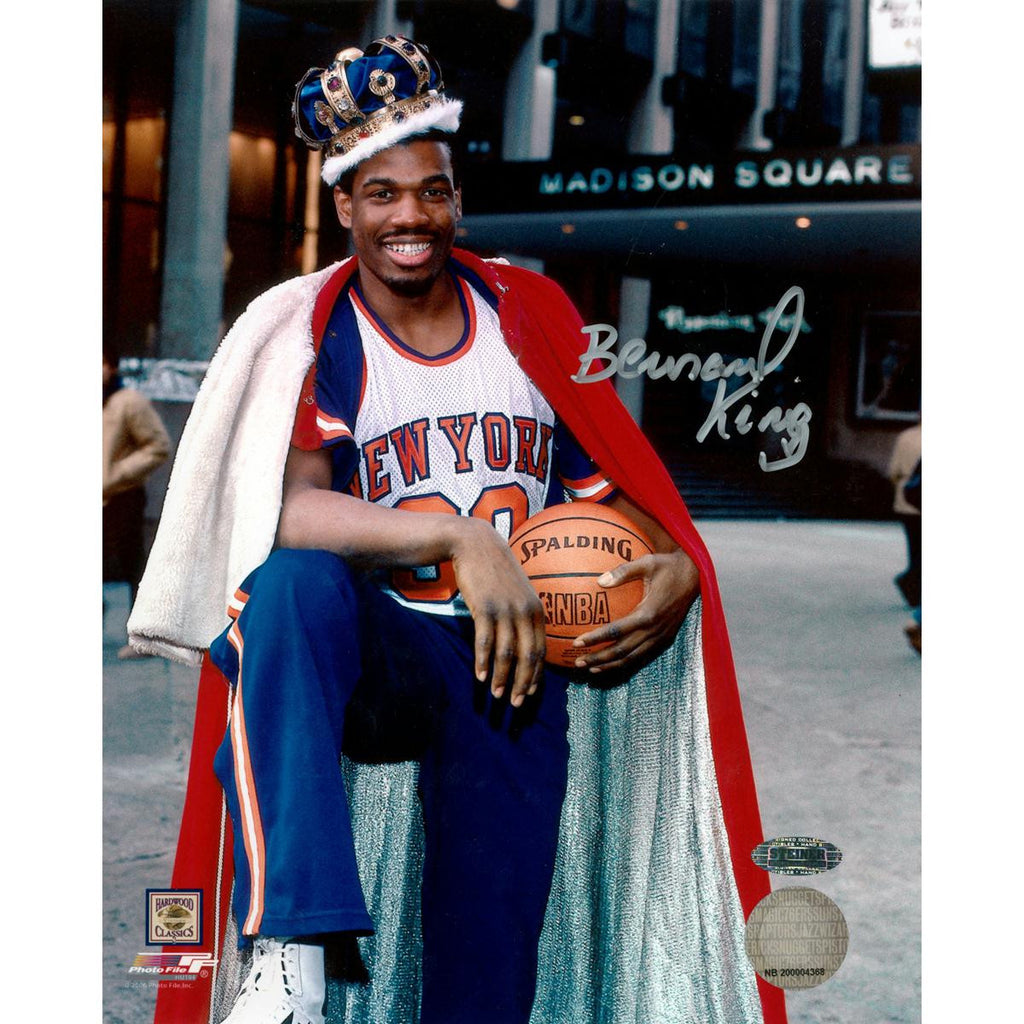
[509,502,654,668]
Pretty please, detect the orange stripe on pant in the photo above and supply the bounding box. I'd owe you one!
[226,619,267,935]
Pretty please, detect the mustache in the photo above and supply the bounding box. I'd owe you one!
[380,231,439,242]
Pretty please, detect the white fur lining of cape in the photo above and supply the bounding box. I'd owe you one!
[128,261,347,664]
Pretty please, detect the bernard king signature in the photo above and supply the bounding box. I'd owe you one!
[572,286,811,472]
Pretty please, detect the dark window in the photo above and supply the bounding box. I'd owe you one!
[670,0,759,152]
[732,0,762,97]
[550,0,655,158]
[769,0,848,146]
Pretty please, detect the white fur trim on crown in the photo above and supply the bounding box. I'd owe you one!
[320,97,463,186]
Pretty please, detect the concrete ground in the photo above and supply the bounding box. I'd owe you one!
[700,520,920,1024]
[103,585,199,1024]
[103,519,920,1024]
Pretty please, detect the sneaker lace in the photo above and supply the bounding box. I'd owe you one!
[233,938,271,1004]
[278,942,303,998]
[235,937,302,1004]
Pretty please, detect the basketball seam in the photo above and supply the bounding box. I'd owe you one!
[526,571,605,580]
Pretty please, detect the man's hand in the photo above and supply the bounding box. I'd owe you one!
[280,447,546,706]
[572,547,700,675]
[451,518,547,708]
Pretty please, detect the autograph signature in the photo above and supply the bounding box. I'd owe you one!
[571,286,812,472]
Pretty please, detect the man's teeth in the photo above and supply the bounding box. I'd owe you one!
[385,241,431,255]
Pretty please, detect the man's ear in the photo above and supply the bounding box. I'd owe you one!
[454,186,462,222]
[334,187,352,229]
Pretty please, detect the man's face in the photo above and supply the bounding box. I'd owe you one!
[334,140,461,298]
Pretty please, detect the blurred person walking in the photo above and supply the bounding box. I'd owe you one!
[889,420,921,652]
[103,347,171,658]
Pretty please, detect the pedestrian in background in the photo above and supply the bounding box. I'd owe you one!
[103,347,171,658]
[889,419,921,653]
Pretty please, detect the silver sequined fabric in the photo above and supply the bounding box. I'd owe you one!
[212,600,763,1024]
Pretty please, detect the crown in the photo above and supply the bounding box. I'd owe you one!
[293,35,463,187]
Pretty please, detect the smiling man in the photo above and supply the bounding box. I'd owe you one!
[132,33,783,1024]
[338,145,461,301]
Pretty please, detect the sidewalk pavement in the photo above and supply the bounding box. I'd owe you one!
[700,519,920,1024]
[103,583,199,1024]
[103,519,920,1024]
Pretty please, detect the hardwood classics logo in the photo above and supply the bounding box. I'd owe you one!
[146,889,203,945]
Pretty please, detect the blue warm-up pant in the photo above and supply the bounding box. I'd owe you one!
[209,548,571,1024]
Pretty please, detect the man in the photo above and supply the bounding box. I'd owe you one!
[131,35,784,1024]
[103,348,170,658]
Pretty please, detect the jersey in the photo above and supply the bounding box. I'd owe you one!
[291,265,615,616]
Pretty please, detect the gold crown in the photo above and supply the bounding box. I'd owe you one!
[293,35,461,184]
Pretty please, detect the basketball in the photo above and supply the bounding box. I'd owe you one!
[509,502,654,668]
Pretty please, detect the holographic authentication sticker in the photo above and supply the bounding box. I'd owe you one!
[744,887,849,990]
[751,836,842,875]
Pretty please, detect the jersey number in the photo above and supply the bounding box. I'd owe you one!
[389,484,530,604]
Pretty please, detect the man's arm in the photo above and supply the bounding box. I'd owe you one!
[277,445,547,706]
[571,493,701,675]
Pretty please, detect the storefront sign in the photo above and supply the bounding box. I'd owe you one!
[537,152,915,198]
[463,146,920,213]
[657,303,813,337]
[868,0,922,70]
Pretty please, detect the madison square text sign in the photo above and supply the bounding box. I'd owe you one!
[462,146,920,214]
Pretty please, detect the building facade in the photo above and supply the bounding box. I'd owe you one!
[103,0,922,517]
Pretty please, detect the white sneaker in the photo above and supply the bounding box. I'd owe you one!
[220,937,326,1024]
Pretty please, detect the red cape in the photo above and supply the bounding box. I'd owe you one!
[154,253,786,1024]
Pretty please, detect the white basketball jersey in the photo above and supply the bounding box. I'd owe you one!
[301,269,614,616]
